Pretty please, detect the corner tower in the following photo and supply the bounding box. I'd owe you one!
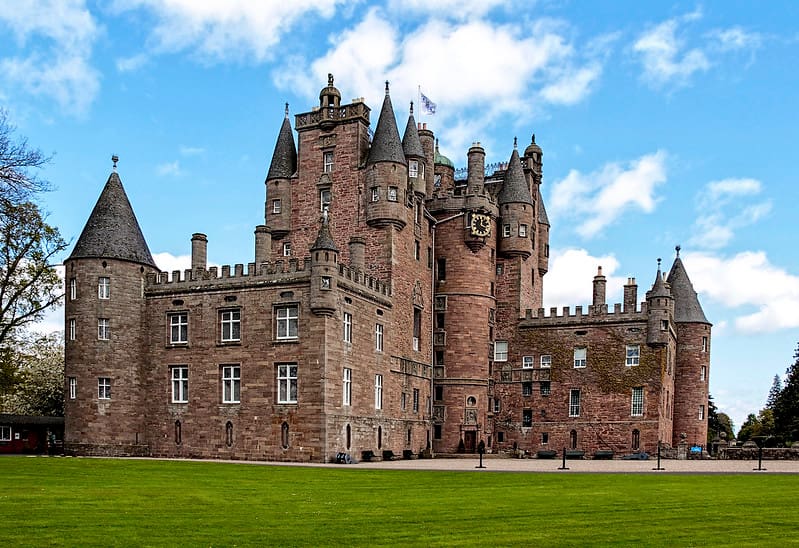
[64,157,159,456]
[264,104,297,241]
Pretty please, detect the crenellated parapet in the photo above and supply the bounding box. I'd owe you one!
[519,301,649,327]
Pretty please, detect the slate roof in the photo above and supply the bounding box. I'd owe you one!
[401,105,425,158]
[498,148,533,206]
[266,112,297,180]
[667,256,710,324]
[537,187,550,226]
[311,213,339,252]
[647,263,672,299]
[367,85,406,165]
[69,171,156,267]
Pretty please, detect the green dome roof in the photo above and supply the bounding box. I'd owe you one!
[434,141,454,168]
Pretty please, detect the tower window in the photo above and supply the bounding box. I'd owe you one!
[631,387,644,416]
[323,151,334,173]
[502,224,511,237]
[519,224,528,237]
[98,318,110,341]
[320,188,332,211]
[98,377,111,400]
[409,160,419,178]
[98,277,110,299]
[69,278,77,300]
[68,318,76,341]
[388,186,398,202]
[436,258,446,282]
[371,187,379,202]
[272,199,281,214]
[626,345,640,367]
[413,308,422,351]
[702,336,708,352]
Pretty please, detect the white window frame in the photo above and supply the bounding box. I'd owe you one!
[374,374,383,410]
[0,426,10,441]
[413,388,419,413]
[502,224,511,237]
[702,336,708,352]
[68,319,76,341]
[573,347,587,368]
[283,242,292,257]
[98,318,110,341]
[388,186,398,202]
[98,277,110,299]
[343,312,352,343]
[699,405,705,420]
[375,323,384,352]
[323,151,334,173]
[172,366,189,403]
[69,278,77,300]
[98,377,111,400]
[169,312,188,344]
[278,363,298,404]
[522,356,534,369]
[700,366,707,381]
[626,345,640,367]
[631,387,644,416]
[519,224,528,237]
[409,160,419,178]
[494,341,508,362]
[222,365,240,404]
[272,199,281,214]
[343,368,352,406]
[320,188,332,211]
[540,355,552,368]
[68,377,77,399]
[276,305,299,340]
[371,187,379,202]
[221,309,241,342]
[569,389,581,417]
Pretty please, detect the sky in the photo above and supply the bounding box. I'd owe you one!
[2,0,798,432]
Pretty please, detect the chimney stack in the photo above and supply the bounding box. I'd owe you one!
[191,233,207,271]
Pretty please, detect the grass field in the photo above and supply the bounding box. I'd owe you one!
[1,457,798,547]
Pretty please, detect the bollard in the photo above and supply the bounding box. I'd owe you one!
[653,440,665,471]
[558,447,570,470]
[476,440,486,469]
[753,445,767,471]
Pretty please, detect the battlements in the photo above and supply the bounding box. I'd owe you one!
[520,301,650,327]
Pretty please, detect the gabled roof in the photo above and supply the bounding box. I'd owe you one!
[266,108,297,180]
[497,147,533,206]
[367,84,406,166]
[69,171,156,267]
[667,256,710,324]
[401,104,425,158]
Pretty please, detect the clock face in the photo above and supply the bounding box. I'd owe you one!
[470,214,491,237]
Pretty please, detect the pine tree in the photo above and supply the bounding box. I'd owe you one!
[767,374,782,410]
[773,345,799,443]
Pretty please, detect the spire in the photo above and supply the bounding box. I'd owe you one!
[367,81,406,165]
[402,101,425,158]
[69,166,156,267]
[498,147,533,205]
[537,187,550,226]
[266,106,297,181]
[311,208,339,252]
[647,257,671,299]
[667,249,710,324]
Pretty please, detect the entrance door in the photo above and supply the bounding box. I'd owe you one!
[464,431,476,453]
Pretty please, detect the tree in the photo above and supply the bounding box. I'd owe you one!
[0,109,51,201]
[707,395,735,444]
[0,332,64,416]
[737,413,761,443]
[774,344,799,443]
[766,374,782,410]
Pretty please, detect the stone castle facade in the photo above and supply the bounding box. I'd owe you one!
[64,76,711,461]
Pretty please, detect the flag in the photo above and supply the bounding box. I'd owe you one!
[420,91,436,115]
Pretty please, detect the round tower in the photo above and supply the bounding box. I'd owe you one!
[497,140,534,259]
[309,210,339,317]
[64,158,159,456]
[433,140,455,193]
[402,102,427,197]
[265,103,297,240]
[645,259,674,347]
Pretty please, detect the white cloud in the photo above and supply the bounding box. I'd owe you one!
[684,251,799,333]
[633,13,709,88]
[0,0,101,114]
[539,63,602,105]
[549,151,667,238]
[114,0,345,62]
[386,0,510,19]
[689,178,771,249]
[543,248,625,309]
[116,52,149,73]
[156,160,183,177]
[153,251,192,273]
[709,27,762,52]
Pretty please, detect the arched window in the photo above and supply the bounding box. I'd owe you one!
[377,426,383,449]
[466,396,477,407]
[570,429,578,450]
[225,421,233,448]
[632,429,640,451]
[346,424,351,450]
[281,422,290,449]
[174,420,182,445]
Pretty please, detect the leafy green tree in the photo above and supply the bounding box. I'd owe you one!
[737,413,761,443]
[774,344,799,443]
[716,412,735,441]
[0,332,64,416]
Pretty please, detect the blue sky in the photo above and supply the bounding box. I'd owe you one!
[2,1,797,431]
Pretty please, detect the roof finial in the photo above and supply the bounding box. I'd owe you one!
[385,80,390,95]
[657,257,662,270]
[112,154,119,172]
[675,244,681,258]
[409,101,414,115]
[532,133,536,143]
[284,102,289,118]
[513,136,518,149]
[328,73,334,87]
[322,205,329,225]
[435,138,439,151]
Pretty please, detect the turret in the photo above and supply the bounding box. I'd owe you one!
[645,259,674,346]
[592,266,607,312]
[309,210,339,317]
[524,134,543,185]
[365,82,407,229]
[466,142,485,195]
[497,140,534,259]
[433,139,455,193]
[265,104,297,240]
[191,233,207,272]
[402,102,426,197]
[64,156,158,456]
[419,123,435,196]
[254,225,271,265]
[536,188,550,274]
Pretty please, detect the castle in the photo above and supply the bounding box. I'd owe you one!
[64,75,711,461]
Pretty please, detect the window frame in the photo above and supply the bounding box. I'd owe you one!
[631,386,644,416]
[320,188,332,211]
[519,224,528,237]
[409,160,418,178]
[371,187,379,202]
[0,425,11,441]
[272,199,282,214]
[522,356,534,369]
[375,323,384,352]
[220,309,241,343]
[171,365,189,403]
[98,318,110,341]
[626,345,640,367]
[502,224,511,237]
[374,374,383,410]
[540,381,551,396]
[569,388,581,417]
[343,312,353,343]
[68,318,76,341]
[522,409,533,427]
[283,242,292,257]
[413,388,419,413]
[169,312,188,345]
[98,276,110,300]
[573,347,587,368]
[69,278,77,300]
[323,151,334,173]
[494,341,508,362]
[343,367,352,406]
[68,377,77,399]
[388,186,398,202]
[275,304,299,341]
[277,363,298,404]
[98,377,111,400]
[221,365,240,404]
[540,354,552,368]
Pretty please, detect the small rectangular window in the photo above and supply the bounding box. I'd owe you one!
[522,409,533,427]
[414,240,420,260]
[626,345,640,367]
[169,313,188,344]
[540,355,552,368]
[436,258,446,282]
[519,224,528,237]
[375,374,383,409]
[68,377,77,399]
[320,188,332,211]
[222,365,240,404]
[375,323,384,352]
[68,319,76,341]
[323,151,334,173]
[573,347,587,368]
[69,278,77,300]
[388,186,398,202]
[662,320,669,331]
[98,277,110,299]
[540,381,551,396]
[98,377,111,400]
[522,382,532,396]
[371,187,379,202]
[272,199,282,214]
[699,404,705,420]
[493,398,501,413]
[409,160,418,178]
[283,242,291,257]
[542,432,549,444]
[502,224,511,237]
[700,366,707,381]
[278,363,298,404]
[172,366,189,403]
[494,341,508,362]
[522,356,534,369]
[434,424,442,440]
[0,426,11,441]
[413,388,419,413]
[413,308,422,352]
[98,318,110,341]
[569,389,581,417]
[343,312,352,343]
[631,386,644,416]
[276,305,299,340]
[343,368,352,406]
[220,309,241,342]
[401,392,407,410]
[702,336,708,352]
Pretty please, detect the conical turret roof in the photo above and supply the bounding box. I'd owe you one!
[498,146,533,206]
[537,187,550,226]
[647,260,672,299]
[266,106,297,180]
[69,169,156,267]
[402,103,425,158]
[667,252,710,324]
[311,210,339,252]
[367,83,406,165]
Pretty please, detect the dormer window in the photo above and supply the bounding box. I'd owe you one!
[323,152,334,173]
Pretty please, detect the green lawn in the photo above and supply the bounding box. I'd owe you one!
[1,457,797,547]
